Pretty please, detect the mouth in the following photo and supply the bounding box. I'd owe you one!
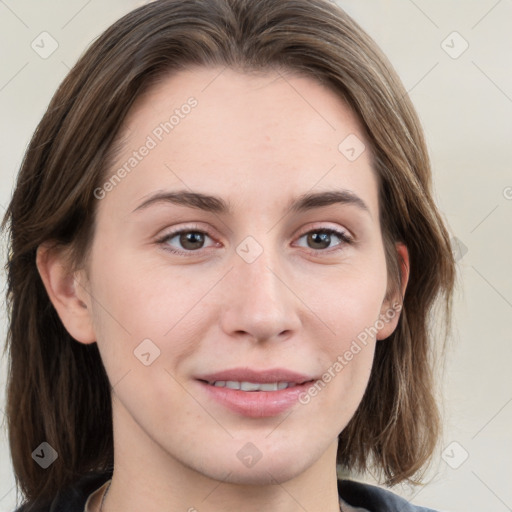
[196,367,315,386]
[194,368,317,417]
[198,379,313,391]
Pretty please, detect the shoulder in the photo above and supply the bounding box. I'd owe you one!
[13,471,112,512]
[338,479,440,512]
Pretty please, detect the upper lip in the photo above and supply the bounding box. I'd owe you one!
[196,368,315,384]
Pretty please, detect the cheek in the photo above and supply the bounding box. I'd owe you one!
[87,249,208,376]
[310,264,388,345]
[88,240,166,331]
[301,260,387,399]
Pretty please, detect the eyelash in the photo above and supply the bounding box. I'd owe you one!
[156,224,354,257]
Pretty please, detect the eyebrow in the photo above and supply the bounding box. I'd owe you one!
[132,189,371,217]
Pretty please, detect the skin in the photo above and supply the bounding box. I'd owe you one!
[37,66,409,512]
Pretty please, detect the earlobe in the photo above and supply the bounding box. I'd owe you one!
[36,242,96,344]
[376,242,410,341]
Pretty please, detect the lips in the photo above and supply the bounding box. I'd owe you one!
[195,368,317,418]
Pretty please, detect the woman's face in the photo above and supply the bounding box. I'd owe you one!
[74,67,406,484]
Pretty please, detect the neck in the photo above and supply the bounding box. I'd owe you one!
[103,397,342,512]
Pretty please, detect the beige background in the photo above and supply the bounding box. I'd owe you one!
[1,1,511,511]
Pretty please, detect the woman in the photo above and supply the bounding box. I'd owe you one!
[2,0,455,511]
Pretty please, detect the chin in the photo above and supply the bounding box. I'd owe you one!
[188,443,318,486]
[202,462,307,486]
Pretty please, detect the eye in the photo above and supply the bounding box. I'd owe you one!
[294,228,353,253]
[157,226,217,255]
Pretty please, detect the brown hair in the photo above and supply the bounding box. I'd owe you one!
[2,0,456,508]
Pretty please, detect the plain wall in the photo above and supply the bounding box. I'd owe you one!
[1,1,511,511]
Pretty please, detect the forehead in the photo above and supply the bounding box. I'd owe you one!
[102,66,378,218]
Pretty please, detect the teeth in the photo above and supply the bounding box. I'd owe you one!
[241,381,264,391]
[211,381,295,391]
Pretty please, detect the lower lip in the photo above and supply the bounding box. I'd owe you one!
[196,380,315,418]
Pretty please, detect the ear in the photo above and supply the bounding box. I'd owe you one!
[376,242,409,341]
[36,242,96,344]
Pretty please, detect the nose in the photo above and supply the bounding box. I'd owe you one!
[219,245,302,343]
